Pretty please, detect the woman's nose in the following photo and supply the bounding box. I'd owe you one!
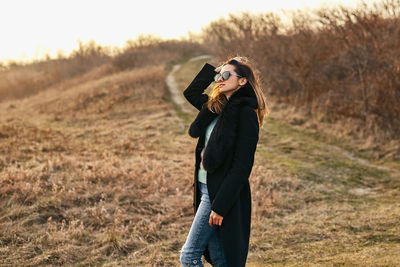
[218,76,224,82]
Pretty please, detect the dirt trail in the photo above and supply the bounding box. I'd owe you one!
[326,143,396,173]
[166,55,211,114]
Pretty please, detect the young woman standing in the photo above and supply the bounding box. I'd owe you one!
[180,57,268,267]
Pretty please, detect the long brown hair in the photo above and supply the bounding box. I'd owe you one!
[207,56,269,128]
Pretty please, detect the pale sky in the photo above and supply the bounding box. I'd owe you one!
[0,0,364,64]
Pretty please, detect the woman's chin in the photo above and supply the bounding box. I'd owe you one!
[219,88,234,97]
[218,87,229,93]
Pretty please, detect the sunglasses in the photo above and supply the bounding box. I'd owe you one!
[214,71,243,82]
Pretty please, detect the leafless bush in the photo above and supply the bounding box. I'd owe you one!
[200,0,400,140]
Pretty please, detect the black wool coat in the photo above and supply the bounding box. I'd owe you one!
[183,63,260,267]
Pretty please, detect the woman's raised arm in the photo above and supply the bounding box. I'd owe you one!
[183,63,217,111]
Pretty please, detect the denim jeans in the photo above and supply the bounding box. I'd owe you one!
[180,182,228,267]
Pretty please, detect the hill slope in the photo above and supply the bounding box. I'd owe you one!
[172,58,400,266]
[0,63,197,266]
[0,57,399,266]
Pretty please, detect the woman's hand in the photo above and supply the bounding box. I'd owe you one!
[214,65,223,73]
[232,56,242,62]
[214,57,243,73]
[209,210,223,227]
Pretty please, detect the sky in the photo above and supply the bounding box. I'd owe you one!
[0,0,364,64]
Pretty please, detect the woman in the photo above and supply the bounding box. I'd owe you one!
[180,57,268,267]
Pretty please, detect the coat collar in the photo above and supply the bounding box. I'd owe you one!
[188,82,258,173]
[188,82,258,138]
[224,82,258,109]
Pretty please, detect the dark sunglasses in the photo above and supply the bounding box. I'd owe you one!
[214,71,243,82]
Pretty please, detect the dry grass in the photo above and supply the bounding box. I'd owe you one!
[173,58,400,266]
[0,40,111,102]
[0,63,196,266]
[0,36,207,105]
[0,54,399,266]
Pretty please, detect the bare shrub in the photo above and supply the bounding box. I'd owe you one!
[200,0,400,141]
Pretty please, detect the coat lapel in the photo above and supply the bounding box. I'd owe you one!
[188,82,258,173]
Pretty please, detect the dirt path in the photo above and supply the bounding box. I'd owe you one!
[166,55,211,114]
[326,143,397,174]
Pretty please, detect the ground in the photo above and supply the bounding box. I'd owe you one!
[0,57,399,266]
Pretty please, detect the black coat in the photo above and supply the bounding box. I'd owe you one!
[183,63,260,267]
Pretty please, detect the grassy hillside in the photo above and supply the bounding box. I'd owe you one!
[0,55,399,266]
[174,58,400,266]
[0,63,197,266]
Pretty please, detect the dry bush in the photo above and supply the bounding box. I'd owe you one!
[200,0,400,142]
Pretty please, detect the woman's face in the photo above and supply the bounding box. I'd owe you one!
[216,64,246,98]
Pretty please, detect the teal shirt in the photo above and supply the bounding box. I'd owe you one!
[198,115,220,184]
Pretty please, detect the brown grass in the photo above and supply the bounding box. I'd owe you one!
[0,36,208,105]
[171,58,400,266]
[0,40,112,102]
[0,62,197,266]
[0,30,399,266]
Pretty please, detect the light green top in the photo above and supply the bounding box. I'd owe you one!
[198,115,220,184]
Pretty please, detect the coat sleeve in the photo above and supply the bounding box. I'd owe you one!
[211,106,259,217]
[183,63,217,111]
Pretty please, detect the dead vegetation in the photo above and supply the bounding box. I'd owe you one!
[1,2,399,265]
[173,58,400,266]
[1,50,399,266]
[0,36,207,103]
[200,0,400,147]
[0,59,198,265]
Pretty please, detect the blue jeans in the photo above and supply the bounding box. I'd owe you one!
[180,182,228,267]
